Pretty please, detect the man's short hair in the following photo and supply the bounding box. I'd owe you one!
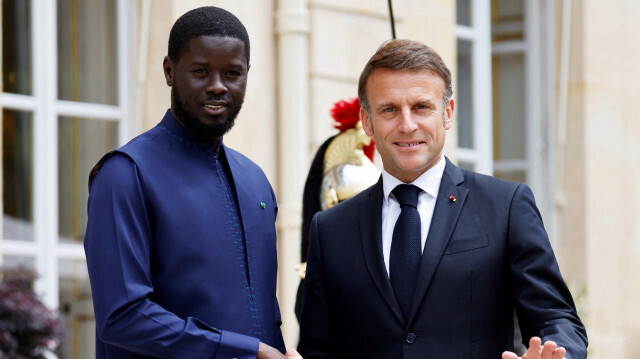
[168,6,250,65]
[358,39,452,113]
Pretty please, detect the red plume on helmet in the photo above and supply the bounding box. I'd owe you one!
[330,97,376,162]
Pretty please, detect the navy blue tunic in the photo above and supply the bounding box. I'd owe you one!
[85,110,285,358]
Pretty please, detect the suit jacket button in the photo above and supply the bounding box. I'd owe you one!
[405,332,416,344]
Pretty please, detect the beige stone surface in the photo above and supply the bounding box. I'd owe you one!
[138,0,173,133]
[309,8,390,79]
[309,78,357,151]
[556,0,640,356]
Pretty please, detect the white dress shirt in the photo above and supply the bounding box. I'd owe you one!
[381,155,446,277]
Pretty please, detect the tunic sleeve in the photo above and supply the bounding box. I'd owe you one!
[84,153,260,358]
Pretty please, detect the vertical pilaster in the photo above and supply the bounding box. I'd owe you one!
[275,0,309,347]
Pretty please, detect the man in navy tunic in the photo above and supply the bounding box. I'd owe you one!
[85,7,300,359]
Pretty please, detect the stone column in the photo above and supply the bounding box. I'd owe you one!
[275,0,310,348]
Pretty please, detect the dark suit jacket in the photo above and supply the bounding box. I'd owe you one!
[298,158,587,358]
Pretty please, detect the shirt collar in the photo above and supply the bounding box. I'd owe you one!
[382,154,446,204]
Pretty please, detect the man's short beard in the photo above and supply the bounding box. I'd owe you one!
[172,86,241,140]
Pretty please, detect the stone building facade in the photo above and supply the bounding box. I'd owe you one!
[1,0,638,357]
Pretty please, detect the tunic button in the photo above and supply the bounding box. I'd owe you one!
[405,332,416,344]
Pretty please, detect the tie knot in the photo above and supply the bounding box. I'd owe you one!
[392,184,421,208]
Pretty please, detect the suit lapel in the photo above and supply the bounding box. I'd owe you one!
[359,178,405,323]
[408,158,468,325]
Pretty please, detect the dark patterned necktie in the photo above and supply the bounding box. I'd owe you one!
[390,184,422,320]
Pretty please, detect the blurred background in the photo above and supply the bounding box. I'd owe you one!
[1,0,638,357]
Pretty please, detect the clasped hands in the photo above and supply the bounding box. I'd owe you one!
[284,349,303,359]
[257,342,303,359]
[502,337,567,359]
[261,336,564,359]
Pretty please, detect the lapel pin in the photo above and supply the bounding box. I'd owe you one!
[260,202,266,209]
[449,195,456,202]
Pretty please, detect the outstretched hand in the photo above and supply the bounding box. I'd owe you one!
[502,337,566,359]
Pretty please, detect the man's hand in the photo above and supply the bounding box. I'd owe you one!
[285,349,303,358]
[257,343,303,359]
[502,337,566,359]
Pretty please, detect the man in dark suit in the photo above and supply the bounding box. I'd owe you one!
[297,39,587,359]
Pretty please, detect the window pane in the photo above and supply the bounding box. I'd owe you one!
[2,0,32,95]
[494,53,525,160]
[2,255,35,269]
[492,0,524,42]
[458,161,475,171]
[456,0,471,26]
[57,0,118,105]
[495,170,526,184]
[59,259,95,359]
[456,39,474,149]
[58,117,118,242]
[3,110,34,241]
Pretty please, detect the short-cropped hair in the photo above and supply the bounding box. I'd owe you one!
[168,6,250,65]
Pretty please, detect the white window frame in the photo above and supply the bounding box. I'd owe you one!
[1,0,134,308]
[491,0,555,233]
[455,0,493,176]
[456,0,555,238]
